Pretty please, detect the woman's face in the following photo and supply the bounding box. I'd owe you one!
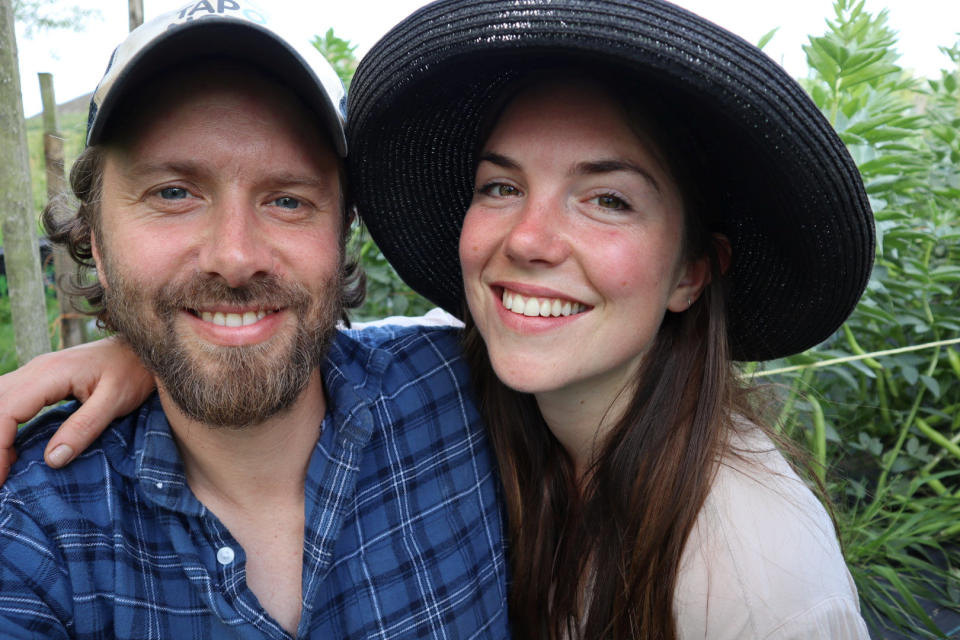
[459,82,707,400]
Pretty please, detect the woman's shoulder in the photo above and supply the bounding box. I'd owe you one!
[341,309,464,355]
[674,422,869,640]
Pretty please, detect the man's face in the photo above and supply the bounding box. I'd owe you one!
[93,69,345,427]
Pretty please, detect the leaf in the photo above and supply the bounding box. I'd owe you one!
[919,375,941,399]
[930,265,960,283]
[756,28,779,51]
[899,363,919,385]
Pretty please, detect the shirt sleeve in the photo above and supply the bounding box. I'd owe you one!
[0,492,72,639]
[764,596,871,639]
[675,428,869,640]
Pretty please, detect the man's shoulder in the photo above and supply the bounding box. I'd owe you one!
[8,399,148,500]
[1,403,144,585]
[332,323,467,389]
[11,402,91,483]
[328,323,482,451]
[341,315,463,355]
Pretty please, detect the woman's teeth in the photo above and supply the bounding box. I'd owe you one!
[199,309,274,327]
[501,289,585,317]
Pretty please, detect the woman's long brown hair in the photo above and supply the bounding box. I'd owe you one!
[460,75,768,639]
[463,254,758,639]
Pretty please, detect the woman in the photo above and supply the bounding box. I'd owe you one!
[346,4,873,635]
[0,0,873,637]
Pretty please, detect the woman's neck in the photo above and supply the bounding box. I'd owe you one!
[535,374,634,476]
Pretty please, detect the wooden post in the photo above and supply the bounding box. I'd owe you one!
[0,0,51,364]
[129,0,144,31]
[39,72,86,348]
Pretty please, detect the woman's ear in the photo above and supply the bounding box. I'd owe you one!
[713,233,732,275]
[666,233,731,312]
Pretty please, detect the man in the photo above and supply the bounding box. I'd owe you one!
[0,4,507,638]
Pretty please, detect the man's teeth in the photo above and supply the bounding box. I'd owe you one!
[501,289,585,317]
[199,309,274,327]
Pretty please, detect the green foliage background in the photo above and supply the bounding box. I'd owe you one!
[9,2,960,635]
[313,28,435,321]
[758,1,960,636]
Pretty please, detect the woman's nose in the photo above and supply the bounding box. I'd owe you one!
[503,197,571,266]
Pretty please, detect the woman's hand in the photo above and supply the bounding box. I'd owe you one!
[0,337,155,484]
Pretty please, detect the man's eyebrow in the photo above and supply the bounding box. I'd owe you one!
[124,160,208,180]
[572,160,662,194]
[123,163,328,189]
[260,172,329,189]
[477,152,521,171]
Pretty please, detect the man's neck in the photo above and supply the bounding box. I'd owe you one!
[155,370,326,634]
[157,370,326,507]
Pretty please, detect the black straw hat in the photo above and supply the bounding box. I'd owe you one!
[347,0,875,361]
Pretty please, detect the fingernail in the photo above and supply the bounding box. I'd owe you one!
[48,444,74,467]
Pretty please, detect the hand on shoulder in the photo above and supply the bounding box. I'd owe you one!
[0,337,154,485]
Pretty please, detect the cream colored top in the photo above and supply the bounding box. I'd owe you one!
[675,427,869,639]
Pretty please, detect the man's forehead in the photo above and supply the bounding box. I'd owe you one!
[108,61,337,156]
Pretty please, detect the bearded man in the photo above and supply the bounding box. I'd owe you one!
[0,5,506,638]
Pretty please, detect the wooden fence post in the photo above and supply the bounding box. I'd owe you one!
[39,72,86,348]
[0,0,51,365]
[129,0,144,31]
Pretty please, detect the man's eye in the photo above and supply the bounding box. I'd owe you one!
[272,196,301,210]
[159,187,189,200]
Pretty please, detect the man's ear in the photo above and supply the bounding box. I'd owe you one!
[91,231,107,290]
[666,233,731,312]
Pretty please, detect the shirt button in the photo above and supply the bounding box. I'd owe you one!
[216,546,235,565]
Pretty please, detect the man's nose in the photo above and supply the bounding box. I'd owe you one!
[197,198,274,287]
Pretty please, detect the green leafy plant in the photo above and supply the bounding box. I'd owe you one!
[311,28,359,91]
[312,30,434,321]
[763,1,960,636]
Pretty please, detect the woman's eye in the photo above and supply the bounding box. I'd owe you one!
[479,182,520,197]
[272,196,301,210]
[158,187,189,200]
[592,194,628,210]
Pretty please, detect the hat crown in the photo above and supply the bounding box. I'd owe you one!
[87,0,346,154]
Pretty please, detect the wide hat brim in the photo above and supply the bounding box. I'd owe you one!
[347,0,875,361]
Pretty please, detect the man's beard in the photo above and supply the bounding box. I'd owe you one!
[100,262,342,428]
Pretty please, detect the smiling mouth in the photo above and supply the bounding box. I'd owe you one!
[188,308,278,327]
[501,288,588,318]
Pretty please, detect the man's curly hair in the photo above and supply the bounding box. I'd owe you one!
[42,145,366,331]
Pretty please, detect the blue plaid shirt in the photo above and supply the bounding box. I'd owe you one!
[0,325,509,639]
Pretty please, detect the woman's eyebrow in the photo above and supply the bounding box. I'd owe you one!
[573,159,661,194]
[477,151,521,170]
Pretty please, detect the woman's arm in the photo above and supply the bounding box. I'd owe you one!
[0,337,154,484]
